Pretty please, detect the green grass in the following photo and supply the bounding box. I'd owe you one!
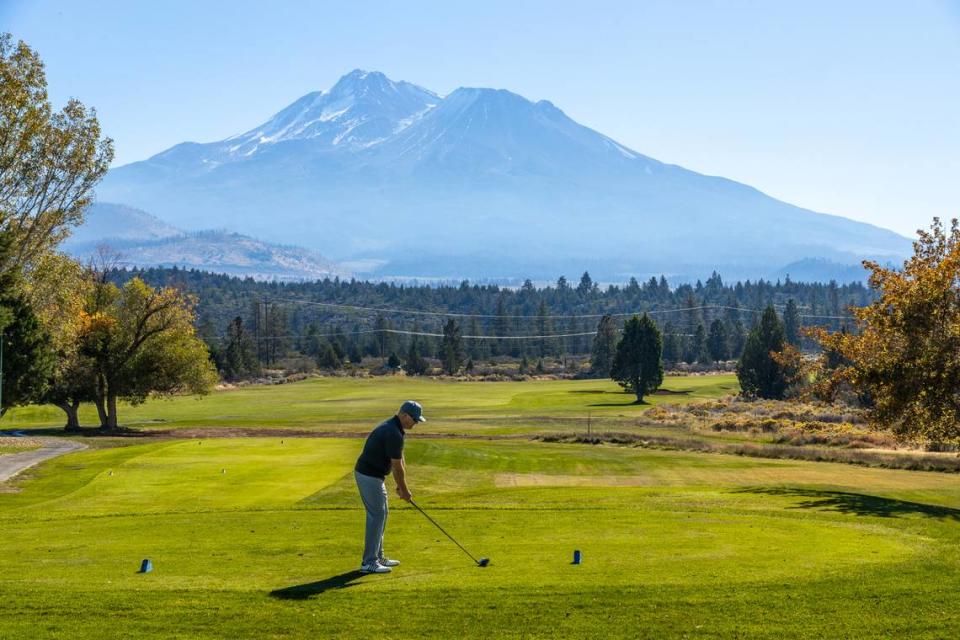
[2,374,738,434]
[2,435,960,638]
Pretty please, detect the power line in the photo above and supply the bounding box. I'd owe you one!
[267,297,855,321]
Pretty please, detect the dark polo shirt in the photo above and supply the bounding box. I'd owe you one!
[355,416,405,479]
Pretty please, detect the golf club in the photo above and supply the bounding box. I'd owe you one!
[409,500,490,567]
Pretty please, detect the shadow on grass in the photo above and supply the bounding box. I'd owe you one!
[270,570,366,600]
[588,400,648,407]
[737,487,960,521]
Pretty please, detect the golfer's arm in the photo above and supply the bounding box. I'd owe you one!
[391,458,409,493]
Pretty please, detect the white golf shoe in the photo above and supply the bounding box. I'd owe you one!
[360,562,391,574]
[379,558,400,567]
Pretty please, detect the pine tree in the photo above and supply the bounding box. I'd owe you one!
[707,319,728,362]
[610,314,663,403]
[223,316,258,380]
[736,305,790,399]
[685,323,708,364]
[661,321,681,364]
[441,318,465,375]
[468,317,488,360]
[783,298,801,347]
[694,324,711,364]
[316,338,342,369]
[493,295,510,357]
[0,273,54,415]
[577,271,594,297]
[536,300,557,357]
[590,314,618,376]
[404,332,428,375]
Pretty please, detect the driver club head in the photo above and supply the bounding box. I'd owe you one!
[478,558,490,567]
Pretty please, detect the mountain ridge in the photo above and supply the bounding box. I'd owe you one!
[64,203,350,281]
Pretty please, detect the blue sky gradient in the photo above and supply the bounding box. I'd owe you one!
[3,0,959,236]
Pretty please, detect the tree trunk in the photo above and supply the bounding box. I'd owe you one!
[95,375,108,427]
[105,393,119,430]
[56,400,81,431]
[94,396,108,428]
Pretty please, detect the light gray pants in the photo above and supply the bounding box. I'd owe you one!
[355,470,388,567]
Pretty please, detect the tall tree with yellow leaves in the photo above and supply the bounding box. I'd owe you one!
[815,218,960,444]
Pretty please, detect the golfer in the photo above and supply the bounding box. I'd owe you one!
[354,400,425,574]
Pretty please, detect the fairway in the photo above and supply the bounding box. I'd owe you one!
[2,436,960,638]
[4,375,738,434]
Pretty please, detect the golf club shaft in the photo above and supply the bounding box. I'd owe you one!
[409,500,481,565]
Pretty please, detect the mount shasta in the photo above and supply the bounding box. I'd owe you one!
[97,69,910,282]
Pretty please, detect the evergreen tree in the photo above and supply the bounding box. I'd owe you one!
[222,316,259,380]
[347,323,364,364]
[736,305,790,399]
[519,354,530,374]
[468,317,488,360]
[577,271,594,297]
[386,352,401,369]
[685,323,709,364]
[707,319,728,362]
[661,321,681,364]
[536,300,557,357]
[783,298,801,347]
[694,324,711,364]
[316,338,342,369]
[441,318,465,374]
[373,314,397,358]
[404,330,429,375]
[610,314,663,403]
[590,314,618,376]
[0,275,53,415]
[493,295,510,357]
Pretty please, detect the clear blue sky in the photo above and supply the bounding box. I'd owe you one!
[4,0,959,237]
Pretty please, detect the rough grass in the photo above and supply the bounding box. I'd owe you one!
[3,436,960,638]
[0,437,43,455]
[541,430,960,473]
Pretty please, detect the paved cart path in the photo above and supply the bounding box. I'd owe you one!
[0,438,87,483]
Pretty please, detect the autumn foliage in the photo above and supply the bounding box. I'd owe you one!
[814,218,960,444]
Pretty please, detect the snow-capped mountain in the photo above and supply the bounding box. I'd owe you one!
[98,70,910,282]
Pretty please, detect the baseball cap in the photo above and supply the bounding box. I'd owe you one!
[399,400,426,422]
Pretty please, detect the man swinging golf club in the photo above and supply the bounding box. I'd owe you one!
[354,400,425,574]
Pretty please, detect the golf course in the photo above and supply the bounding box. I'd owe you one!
[2,375,960,638]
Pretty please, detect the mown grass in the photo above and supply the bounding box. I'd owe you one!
[2,436,960,638]
[2,374,738,434]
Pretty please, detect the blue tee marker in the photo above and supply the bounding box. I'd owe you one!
[139,559,153,573]
[572,550,582,565]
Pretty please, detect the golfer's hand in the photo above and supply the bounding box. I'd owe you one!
[397,486,412,502]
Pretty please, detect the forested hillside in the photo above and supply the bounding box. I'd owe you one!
[119,267,871,378]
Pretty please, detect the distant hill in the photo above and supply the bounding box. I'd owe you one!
[63,203,350,281]
[98,70,911,282]
[773,258,880,284]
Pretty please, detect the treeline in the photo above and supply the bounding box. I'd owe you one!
[115,267,870,379]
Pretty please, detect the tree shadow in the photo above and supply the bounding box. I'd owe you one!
[736,487,960,521]
[269,570,366,600]
[588,400,648,407]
